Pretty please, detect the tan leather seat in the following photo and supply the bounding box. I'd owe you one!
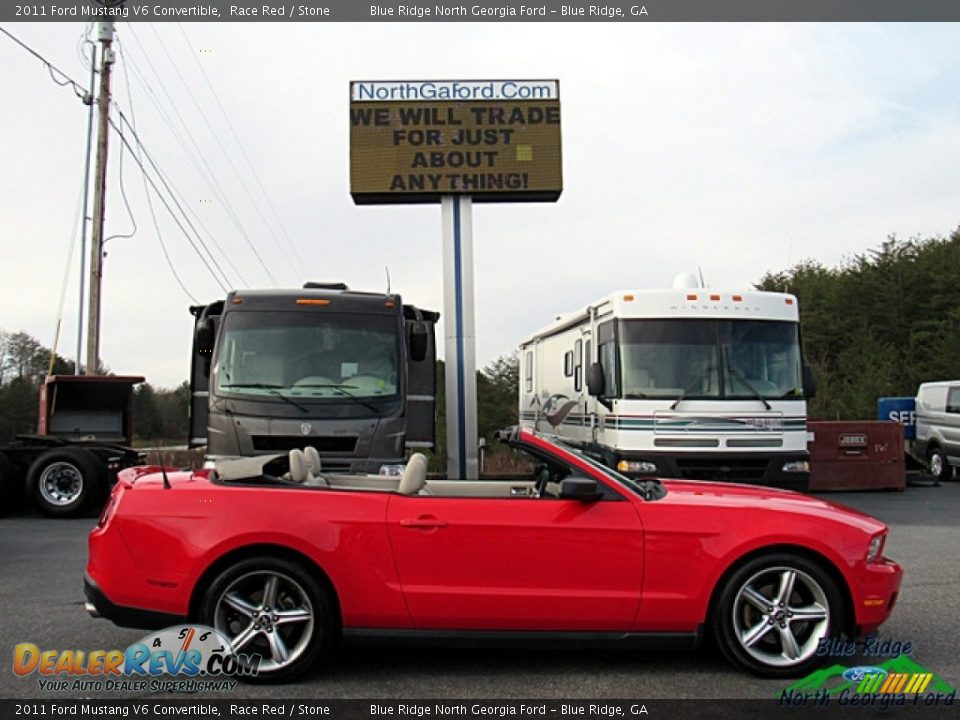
[303,446,328,487]
[287,449,309,483]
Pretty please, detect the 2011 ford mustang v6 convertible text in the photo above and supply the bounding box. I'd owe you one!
[85,428,901,682]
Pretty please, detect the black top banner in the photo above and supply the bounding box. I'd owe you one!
[4,0,960,23]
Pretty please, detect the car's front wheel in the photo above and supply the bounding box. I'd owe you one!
[200,556,334,683]
[713,553,844,678]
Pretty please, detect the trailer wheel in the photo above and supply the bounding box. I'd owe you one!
[0,453,22,515]
[26,448,106,517]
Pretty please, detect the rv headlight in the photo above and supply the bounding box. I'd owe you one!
[866,534,886,564]
[617,460,658,475]
[782,461,810,473]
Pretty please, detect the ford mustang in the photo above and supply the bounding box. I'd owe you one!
[85,428,901,682]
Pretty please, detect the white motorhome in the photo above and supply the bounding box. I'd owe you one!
[519,275,816,486]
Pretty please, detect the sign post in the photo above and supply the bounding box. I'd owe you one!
[350,79,562,478]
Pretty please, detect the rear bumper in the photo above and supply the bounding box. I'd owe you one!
[84,574,186,631]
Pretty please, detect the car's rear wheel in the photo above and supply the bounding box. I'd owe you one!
[713,553,843,678]
[200,556,334,683]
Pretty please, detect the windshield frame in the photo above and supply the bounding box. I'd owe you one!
[212,309,403,405]
[548,435,666,500]
[614,318,805,402]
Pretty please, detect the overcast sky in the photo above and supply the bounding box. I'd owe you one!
[1,22,958,388]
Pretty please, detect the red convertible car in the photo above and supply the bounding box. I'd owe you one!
[86,428,901,682]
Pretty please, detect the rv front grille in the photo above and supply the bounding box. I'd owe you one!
[252,435,358,453]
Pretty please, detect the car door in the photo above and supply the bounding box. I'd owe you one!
[385,478,644,632]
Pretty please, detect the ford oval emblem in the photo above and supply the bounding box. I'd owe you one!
[300,423,312,435]
[842,666,887,682]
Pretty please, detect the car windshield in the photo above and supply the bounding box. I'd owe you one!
[550,436,666,501]
[618,319,803,400]
[214,311,400,401]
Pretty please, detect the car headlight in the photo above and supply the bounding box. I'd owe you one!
[782,461,810,473]
[866,533,886,563]
[617,460,658,474]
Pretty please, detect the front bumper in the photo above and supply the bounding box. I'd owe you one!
[84,574,186,631]
[853,558,903,635]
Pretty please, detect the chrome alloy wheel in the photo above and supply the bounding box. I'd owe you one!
[731,566,830,668]
[929,451,945,478]
[38,462,83,506]
[213,570,315,673]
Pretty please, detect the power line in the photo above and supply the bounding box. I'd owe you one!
[115,110,234,291]
[115,40,250,293]
[177,23,307,274]
[151,23,301,281]
[0,25,89,101]
[109,116,231,297]
[115,38,248,287]
[123,25,278,286]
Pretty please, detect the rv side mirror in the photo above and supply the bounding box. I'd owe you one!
[802,365,817,399]
[586,362,605,397]
[409,323,429,362]
[194,317,216,355]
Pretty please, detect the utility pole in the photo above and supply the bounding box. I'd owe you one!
[85,20,115,375]
[76,44,97,375]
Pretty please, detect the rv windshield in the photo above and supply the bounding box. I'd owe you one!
[214,311,400,401]
[618,319,803,400]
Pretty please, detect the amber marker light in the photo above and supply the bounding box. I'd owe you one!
[296,299,332,305]
[732,295,743,302]
[623,294,634,302]
[710,294,720,301]
[686,294,698,301]
[231,298,243,304]
[785,298,794,305]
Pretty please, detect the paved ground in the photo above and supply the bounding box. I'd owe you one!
[1,480,957,700]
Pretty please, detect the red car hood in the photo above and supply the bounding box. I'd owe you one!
[657,478,886,533]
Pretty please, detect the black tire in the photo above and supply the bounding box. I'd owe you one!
[927,445,953,482]
[712,553,845,678]
[0,453,23,515]
[199,555,335,683]
[25,447,106,518]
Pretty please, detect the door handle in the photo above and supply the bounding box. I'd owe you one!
[399,515,448,529]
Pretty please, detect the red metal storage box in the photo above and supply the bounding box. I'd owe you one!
[808,421,905,491]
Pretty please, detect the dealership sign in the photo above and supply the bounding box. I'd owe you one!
[349,79,562,203]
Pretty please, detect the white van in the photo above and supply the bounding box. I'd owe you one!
[914,381,960,481]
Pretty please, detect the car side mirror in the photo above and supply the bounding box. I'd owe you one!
[586,362,605,397]
[558,477,601,501]
[802,365,816,399]
[409,323,428,362]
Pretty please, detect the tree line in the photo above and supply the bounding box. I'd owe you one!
[757,228,960,420]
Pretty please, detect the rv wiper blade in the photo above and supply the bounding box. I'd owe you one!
[293,383,379,413]
[221,383,308,413]
[722,349,772,410]
[670,361,718,410]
